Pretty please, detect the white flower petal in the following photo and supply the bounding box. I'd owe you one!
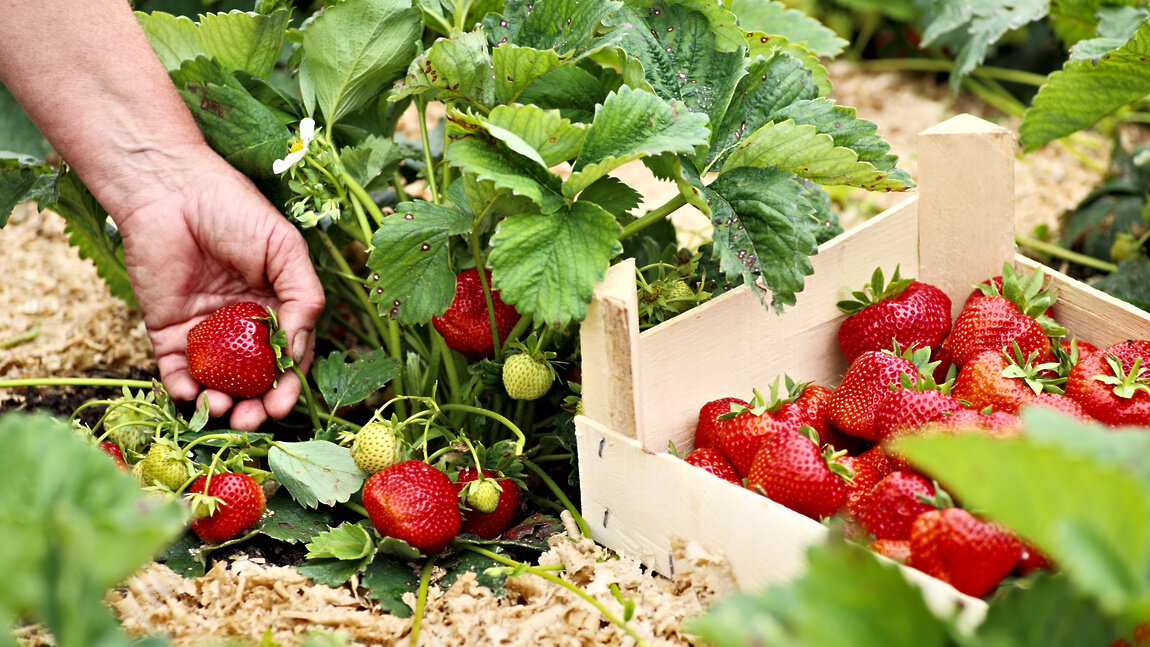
[299,117,315,143]
[272,148,306,174]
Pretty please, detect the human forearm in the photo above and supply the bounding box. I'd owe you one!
[0,0,205,218]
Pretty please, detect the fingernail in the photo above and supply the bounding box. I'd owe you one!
[291,331,311,363]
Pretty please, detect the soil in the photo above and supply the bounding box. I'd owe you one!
[0,63,1110,646]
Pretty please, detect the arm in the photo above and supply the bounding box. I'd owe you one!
[0,0,325,431]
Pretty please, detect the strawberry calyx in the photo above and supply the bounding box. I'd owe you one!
[1000,341,1066,395]
[977,263,1067,338]
[836,265,915,315]
[915,480,956,510]
[1093,355,1150,399]
[797,425,856,484]
[256,307,294,377]
[722,376,806,419]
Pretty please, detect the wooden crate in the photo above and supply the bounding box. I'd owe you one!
[574,114,1150,628]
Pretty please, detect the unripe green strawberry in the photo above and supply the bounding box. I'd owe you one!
[503,352,554,401]
[103,400,156,451]
[663,279,696,314]
[137,442,192,492]
[465,479,501,514]
[351,421,402,474]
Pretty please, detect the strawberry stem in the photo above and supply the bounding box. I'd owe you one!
[291,366,324,433]
[521,457,591,538]
[408,556,436,647]
[0,377,154,390]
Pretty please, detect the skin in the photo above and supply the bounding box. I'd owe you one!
[0,0,325,430]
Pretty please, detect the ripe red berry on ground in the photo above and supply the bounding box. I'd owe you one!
[189,472,266,544]
[432,268,520,361]
[363,460,462,554]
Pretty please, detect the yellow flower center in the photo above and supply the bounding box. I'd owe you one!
[289,138,305,154]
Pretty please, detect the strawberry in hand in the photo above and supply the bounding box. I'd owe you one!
[837,266,951,363]
[186,301,293,399]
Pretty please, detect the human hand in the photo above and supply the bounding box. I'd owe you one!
[111,144,325,431]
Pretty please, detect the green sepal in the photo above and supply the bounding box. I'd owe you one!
[836,265,915,315]
[1093,355,1150,400]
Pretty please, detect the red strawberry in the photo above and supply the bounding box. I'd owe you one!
[694,396,748,451]
[99,441,128,471]
[188,472,266,544]
[792,383,832,442]
[684,447,742,485]
[363,460,462,554]
[871,377,963,442]
[454,468,521,540]
[1016,541,1054,575]
[909,507,1021,598]
[950,345,1062,415]
[929,407,1022,438]
[860,471,940,541]
[1017,392,1091,421]
[870,538,912,564]
[841,445,893,522]
[432,268,520,361]
[828,346,930,440]
[186,301,287,398]
[716,387,804,477]
[837,267,951,363]
[1065,340,1150,426]
[746,427,852,520]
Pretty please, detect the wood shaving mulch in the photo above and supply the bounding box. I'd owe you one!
[111,515,735,646]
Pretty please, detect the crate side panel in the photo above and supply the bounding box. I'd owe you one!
[1017,255,1150,345]
[633,198,921,453]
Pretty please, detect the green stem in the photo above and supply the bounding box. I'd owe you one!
[619,193,687,240]
[439,403,526,455]
[469,233,506,360]
[315,229,384,348]
[1016,234,1119,273]
[458,543,648,647]
[0,322,40,349]
[342,500,369,518]
[292,366,324,433]
[857,58,1051,87]
[344,173,387,227]
[0,377,154,390]
[346,187,377,249]
[409,556,436,647]
[960,77,1025,118]
[292,405,356,428]
[432,330,462,402]
[416,97,440,203]
[521,458,591,538]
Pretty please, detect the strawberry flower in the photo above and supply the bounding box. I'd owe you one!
[272,117,316,174]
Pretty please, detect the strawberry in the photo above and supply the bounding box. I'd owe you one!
[502,351,555,401]
[694,396,748,451]
[716,385,805,477]
[871,375,963,442]
[909,507,1021,598]
[363,460,461,553]
[186,301,290,398]
[1065,340,1150,426]
[99,441,128,471]
[746,427,852,520]
[351,420,403,474]
[828,345,931,440]
[870,538,912,564]
[433,268,520,361]
[841,445,893,522]
[927,407,1022,438]
[860,471,942,541]
[950,344,1063,415]
[1018,392,1091,421]
[102,389,157,451]
[683,447,742,485]
[836,266,951,363]
[1016,541,1054,575]
[455,468,520,540]
[136,441,194,492]
[942,265,1064,369]
[792,383,832,443]
[188,472,266,543]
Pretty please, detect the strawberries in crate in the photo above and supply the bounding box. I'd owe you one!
[836,266,951,363]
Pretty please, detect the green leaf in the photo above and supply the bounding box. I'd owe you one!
[1020,22,1150,150]
[492,44,561,105]
[894,420,1150,615]
[0,156,57,227]
[1068,6,1149,60]
[0,83,49,158]
[268,440,368,509]
[977,572,1122,646]
[0,412,187,643]
[690,533,953,647]
[298,0,422,125]
[483,104,587,168]
[364,201,473,325]
[602,0,747,144]
[295,556,371,588]
[565,86,710,198]
[488,200,623,327]
[705,167,817,311]
[576,175,644,219]
[341,134,406,192]
[483,0,625,57]
[136,9,290,77]
[1050,0,1119,47]
[306,522,375,561]
[52,172,137,308]
[172,57,292,193]
[159,532,207,578]
[919,0,1049,89]
[728,0,848,58]
[722,118,914,190]
[746,31,832,97]
[312,348,402,409]
[437,545,508,595]
[360,552,419,617]
[391,29,495,108]
[771,99,904,173]
[514,64,608,123]
[1093,257,1150,312]
[256,490,334,545]
[445,132,567,213]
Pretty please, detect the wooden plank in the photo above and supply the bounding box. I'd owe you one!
[633,197,921,453]
[580,258,643,440]
[1015,255,1150,345]
[917,115,1017,317]
[575,415,989,632]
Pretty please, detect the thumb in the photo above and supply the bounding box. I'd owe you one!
[264,225,325,368]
